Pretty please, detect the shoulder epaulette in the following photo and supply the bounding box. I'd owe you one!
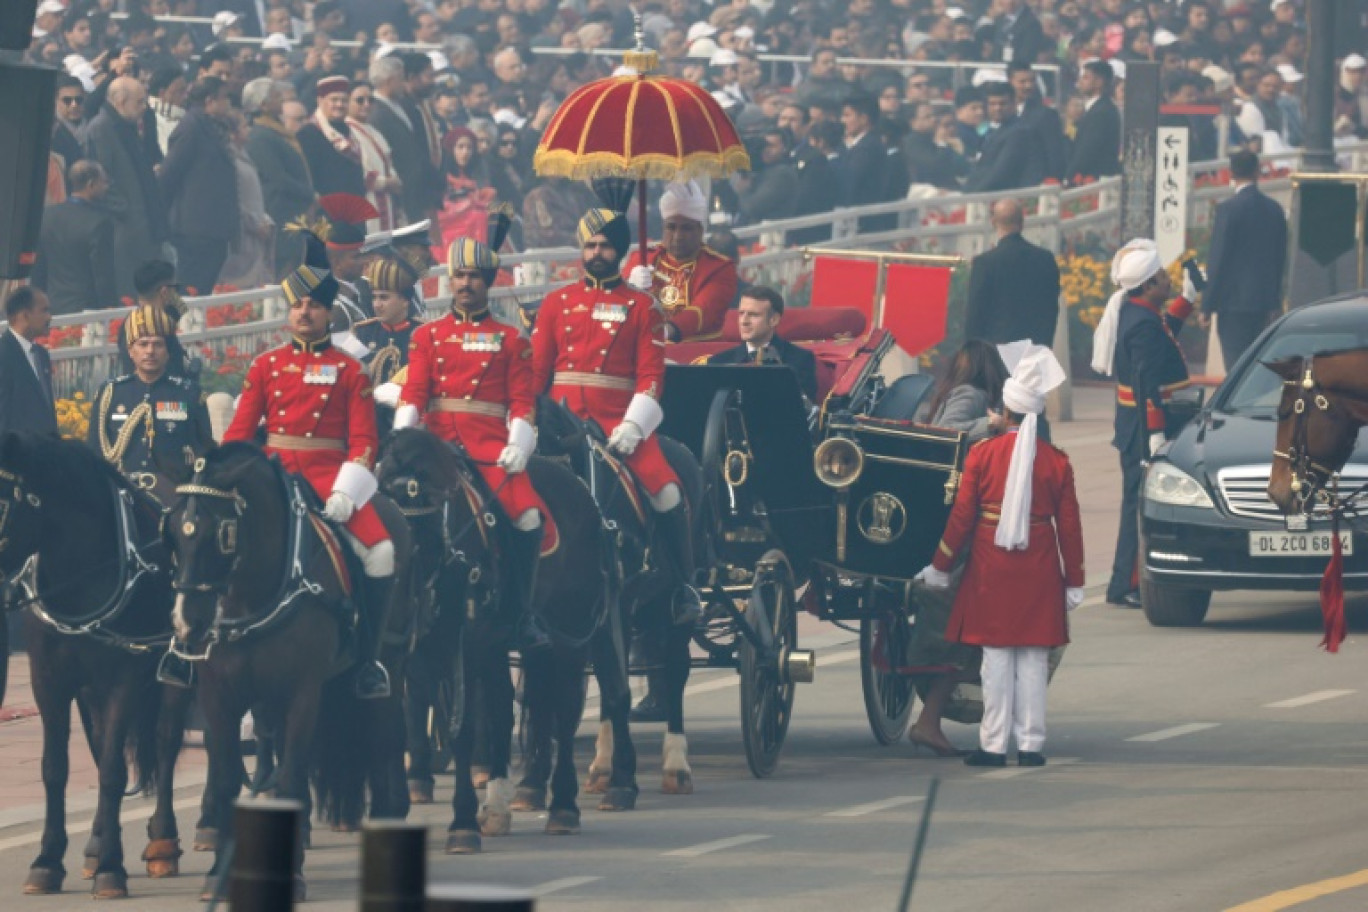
[701,245,732,263]
[353,317,380,328]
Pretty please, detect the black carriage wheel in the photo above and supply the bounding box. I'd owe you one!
[739,550,797,779]
[859,614,916,745]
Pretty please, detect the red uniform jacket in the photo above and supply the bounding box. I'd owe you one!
[400,307,548,522]
[224,337,388,547]
[531,275,677,495]
[625,244,737,342]
[931,431,1085,648]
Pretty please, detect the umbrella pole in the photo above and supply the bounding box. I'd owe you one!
[638,177,648,264]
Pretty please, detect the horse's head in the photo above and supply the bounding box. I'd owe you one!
[1266,355,1364,514]
[534,395,604,467]
[378,428,465,520]
[0,433,47,581]
[166,443,264,648]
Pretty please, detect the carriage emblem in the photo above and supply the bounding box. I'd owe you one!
[857,492,906,545]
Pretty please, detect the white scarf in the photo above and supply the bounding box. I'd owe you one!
[995,344,1065,551]
[312,109,360,163]
[1091,239,1162,376]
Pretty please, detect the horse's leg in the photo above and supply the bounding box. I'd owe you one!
[470,677,491,789]
[445,632,482,854]
[661,622,694,795]
[85,676,141,898]
[545,650,586,835]
[477,647,515,838]
[403,640,436,804]
[143,683,191,878]
[514,655,554,811]
[592,621,638,812]
[275,680,323,903]
[23,643,74,895]
[77,688,106,880]
[198,682,245,902]
[368,688,410,820]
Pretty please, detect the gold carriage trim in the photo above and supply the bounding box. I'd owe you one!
[265,434,346,451]
[428,398,508,419]
[553,372,635,392]
[531,148,752,182]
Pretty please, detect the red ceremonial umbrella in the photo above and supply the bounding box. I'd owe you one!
[532,27,750,262]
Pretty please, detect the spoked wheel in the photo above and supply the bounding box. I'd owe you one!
[739,550,798,779]
[859,614,916,745]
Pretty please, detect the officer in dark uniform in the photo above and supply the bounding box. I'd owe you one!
[1104,244,1197,608]
[364,218,435,322]
[355,252,421,435]
[90,304,214,506]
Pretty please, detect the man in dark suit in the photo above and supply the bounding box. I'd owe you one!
[790,120,842,245]
[50,75,87,191]
[1009,61,1067,182]
[0,287,58,438]
[994,0,1047,66]
[708,285,818,402]
[838,93,891,232]
[966,82,1046,192]
[244,78,315,277]
[1204,149,1289,366]
[965,199,1061,347]
[1067,60,1121,182]
[369,54,438,229]
[34,160,120,314]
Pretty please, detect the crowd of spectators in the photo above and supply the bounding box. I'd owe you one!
[22,0,1368,313]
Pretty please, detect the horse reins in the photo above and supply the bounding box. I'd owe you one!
[1272,358,1368,518]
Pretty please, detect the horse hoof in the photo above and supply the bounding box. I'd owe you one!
[472,767,491,789]
[445,830,482,855]
[599,785,639,812]
[408,781,434,805]
[192,828,217,852]
[142,838,183,879]
[544,809,581,836]
[22,867,64,895]
[662,770,694,795]
[510,786,546,812]
[583,768,611,795]
[478,809,512,837]
[91,871,128,899]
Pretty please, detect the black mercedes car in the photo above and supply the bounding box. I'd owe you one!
[1139,293,1368,626]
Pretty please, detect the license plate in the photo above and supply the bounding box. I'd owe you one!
[1248,531,1353,557]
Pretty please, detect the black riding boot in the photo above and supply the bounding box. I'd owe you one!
[355,575,393,700]
[655,503,702,625]
[156,648,194,689]
[505,524,551,653]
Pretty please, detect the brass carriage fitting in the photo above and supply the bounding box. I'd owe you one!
[814,436,864,489]
[782,648,816,684]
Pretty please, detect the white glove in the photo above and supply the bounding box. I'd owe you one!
[373,382,401,407]
[392,404,420,429]
[607,420,645,455]
[323,491,356,523]
[627,265,654,292]
[497,443,529,473]
[1066,587,1085,611]
[915,565,951,589]
[1182,272,1198,302]
[1148,431,1166,458]
[498,416,535,473]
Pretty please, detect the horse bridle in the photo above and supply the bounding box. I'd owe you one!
[1271,358,1361,516]
[172,472,246,594]
[0,466,41,558]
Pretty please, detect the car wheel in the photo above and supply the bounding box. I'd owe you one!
[1140,577,1212,627]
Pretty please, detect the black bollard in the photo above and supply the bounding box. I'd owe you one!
[425,884,535,911]
[360,822,428,912]
[229,799,302,912]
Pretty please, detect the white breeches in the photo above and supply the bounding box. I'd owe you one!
[979,646,1049,754]
[342,534,395,578]
[649,482,681,512]
[514,508,542,531]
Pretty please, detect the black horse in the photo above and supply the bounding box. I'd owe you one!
[165,442,411,900]
[379,428,637,852]
[535,399,707,796]
[0,433,189,899]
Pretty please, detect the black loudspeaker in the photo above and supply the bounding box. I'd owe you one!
[0,1,38,51]
[0,64,56,280]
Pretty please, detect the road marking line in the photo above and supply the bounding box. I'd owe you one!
[662,834,771,857]
[1126,722,1221,742]
[978,757,1080,780]
[819,649,861,666]
[824,796,924,817]
[1224,867,1368,911]
[1264,689,1356,708]
[533,876,603,896]
[0,795,202,853]
[678,648,860,699]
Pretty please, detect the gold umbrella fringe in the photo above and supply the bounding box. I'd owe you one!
[532,147,752,181]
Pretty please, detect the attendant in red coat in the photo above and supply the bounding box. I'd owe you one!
[624,179,738,342]
[395,209,552,651]
[920,343,1085,767]
[219,249,393,699]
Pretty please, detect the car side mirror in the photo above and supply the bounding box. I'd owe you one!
[1168,386,1206,429]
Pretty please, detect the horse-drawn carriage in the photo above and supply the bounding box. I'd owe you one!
[657,325,969,776]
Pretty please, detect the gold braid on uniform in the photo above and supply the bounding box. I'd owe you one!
[97,384,154,467]
[367,344,403,385]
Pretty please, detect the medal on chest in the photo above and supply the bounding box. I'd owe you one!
[461,332,504,352]
[657,265,692,310]
[591,303,628,330]
[155,401,187,422]
[304,364,339,385]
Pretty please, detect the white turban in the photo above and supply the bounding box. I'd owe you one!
[660,180,707,223]
[995,342,1066,551]
[1090,239,1163,377]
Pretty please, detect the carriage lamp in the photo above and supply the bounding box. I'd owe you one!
[1143,462,1215,509]
[814,437,865,489]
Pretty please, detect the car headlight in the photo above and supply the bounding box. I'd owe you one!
[1144,461,1215,509]
[814,436,864,489]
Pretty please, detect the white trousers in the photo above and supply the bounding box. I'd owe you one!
[979,646,1050,754]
